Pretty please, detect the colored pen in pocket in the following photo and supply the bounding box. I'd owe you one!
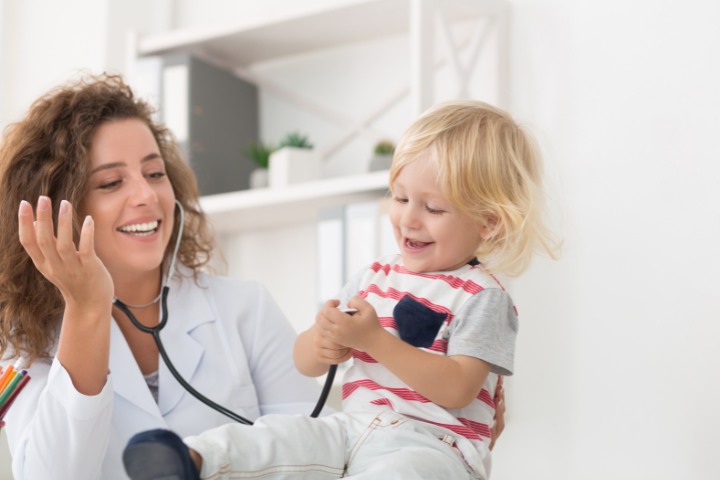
[0,371,31,420]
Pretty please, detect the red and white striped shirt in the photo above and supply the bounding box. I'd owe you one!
[340,255,518,457]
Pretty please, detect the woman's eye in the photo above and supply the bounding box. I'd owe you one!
[99,179,122,189]
[393,196,408,204]
[147,172,167,180]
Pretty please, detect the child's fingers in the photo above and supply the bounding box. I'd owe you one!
[346,296,370,311]
[17,200,44,262]
[324,299,340,309]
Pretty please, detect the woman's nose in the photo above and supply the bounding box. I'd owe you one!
[130,177,158,206]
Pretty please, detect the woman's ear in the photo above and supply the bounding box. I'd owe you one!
[479,214,499,240]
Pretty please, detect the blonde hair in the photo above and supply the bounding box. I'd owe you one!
[0,73,214,363]
[390,100,558,276]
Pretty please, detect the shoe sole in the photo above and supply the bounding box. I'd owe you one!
[123,442,189,480]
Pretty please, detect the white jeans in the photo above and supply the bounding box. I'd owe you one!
[183,410,482,479]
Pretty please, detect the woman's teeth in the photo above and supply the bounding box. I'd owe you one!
[118,221,159,236]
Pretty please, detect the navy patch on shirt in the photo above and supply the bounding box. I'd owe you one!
[393,296,447,348]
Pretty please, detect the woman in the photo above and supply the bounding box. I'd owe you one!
[0,73,321,479]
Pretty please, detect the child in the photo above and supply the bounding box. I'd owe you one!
[123,100,557,480]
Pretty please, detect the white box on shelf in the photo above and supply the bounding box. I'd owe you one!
[269,147,321,188]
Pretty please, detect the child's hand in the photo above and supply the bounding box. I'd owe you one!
[313,300,353,365]
[316,296,383,352]
[313,333,352,365]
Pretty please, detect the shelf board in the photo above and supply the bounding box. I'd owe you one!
[136,0,503,67]
[200,170,390,234]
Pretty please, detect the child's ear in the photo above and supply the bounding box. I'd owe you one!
[479,214,499,240]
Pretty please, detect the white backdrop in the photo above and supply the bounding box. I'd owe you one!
[1,1,719,479]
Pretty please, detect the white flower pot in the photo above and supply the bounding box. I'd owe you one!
[369,154,392,172]
[249,168,269,189]
[268,147,321,188]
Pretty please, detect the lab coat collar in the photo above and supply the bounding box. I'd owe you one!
[109,268,215,419]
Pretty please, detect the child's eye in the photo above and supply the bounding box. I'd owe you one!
[393,196,408,204]
[426,206,445,215]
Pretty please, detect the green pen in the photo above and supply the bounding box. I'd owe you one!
[0,369,27,409]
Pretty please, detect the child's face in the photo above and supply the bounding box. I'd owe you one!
[389,153,486,273]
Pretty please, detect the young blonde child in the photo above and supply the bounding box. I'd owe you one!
[123,100,557,480]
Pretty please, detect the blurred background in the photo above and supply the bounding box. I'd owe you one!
[1,0,719,479]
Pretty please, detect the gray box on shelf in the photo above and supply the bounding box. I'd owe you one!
[160,53,259,195]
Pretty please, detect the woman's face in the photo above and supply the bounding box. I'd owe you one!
[79,119,176,281]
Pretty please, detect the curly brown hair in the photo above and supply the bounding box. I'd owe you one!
[0,73,215,364]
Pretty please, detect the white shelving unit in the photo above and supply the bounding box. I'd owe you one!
[132,0,506,72]
[128,0,507,232]
[200,170,390,234]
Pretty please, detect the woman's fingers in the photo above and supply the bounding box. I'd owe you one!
[489,376,506,450]
[18,196,91,276]
[56,200,76,257]
[32,196,62,265]
[17,197,113,309]
[18,200,44,263]
[77,215,95,258]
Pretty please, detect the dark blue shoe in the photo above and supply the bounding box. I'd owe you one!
[123,429,200,480]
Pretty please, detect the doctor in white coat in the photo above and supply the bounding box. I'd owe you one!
[0,73,321,479]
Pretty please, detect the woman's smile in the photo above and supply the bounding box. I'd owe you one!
[117,219,162,237]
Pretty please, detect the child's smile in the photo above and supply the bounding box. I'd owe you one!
[403,237,433,250]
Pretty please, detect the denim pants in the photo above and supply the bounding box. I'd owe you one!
[183,410,484,479]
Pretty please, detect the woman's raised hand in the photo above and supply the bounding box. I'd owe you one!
[18,196,113,310]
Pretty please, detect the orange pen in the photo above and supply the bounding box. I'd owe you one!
[0,364,15,393]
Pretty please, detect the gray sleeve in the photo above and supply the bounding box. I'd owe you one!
[446,288,518,376]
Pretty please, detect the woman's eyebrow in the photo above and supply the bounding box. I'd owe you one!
[90,161,125,175]
[89,153,162,175]
[142,153,162,163]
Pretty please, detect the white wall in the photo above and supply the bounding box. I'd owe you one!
[0,0,170,128]
[1,1,719,479]
[495,2,720,478]
[0,0,107,126]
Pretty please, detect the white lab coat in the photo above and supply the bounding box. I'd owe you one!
[3,270,321,479]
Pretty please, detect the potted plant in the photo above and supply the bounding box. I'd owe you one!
[269,131,321,188]
[369,139,395,171]
[245,141,275,189]
[277,131,314,150]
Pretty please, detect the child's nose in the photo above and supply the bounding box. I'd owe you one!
[400,206,421,229]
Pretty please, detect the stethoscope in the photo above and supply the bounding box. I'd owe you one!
[112,200,337,425]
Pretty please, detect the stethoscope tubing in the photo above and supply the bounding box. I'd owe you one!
[114,288,253,425]
[112,201,335,425]
[114,289,335,425]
